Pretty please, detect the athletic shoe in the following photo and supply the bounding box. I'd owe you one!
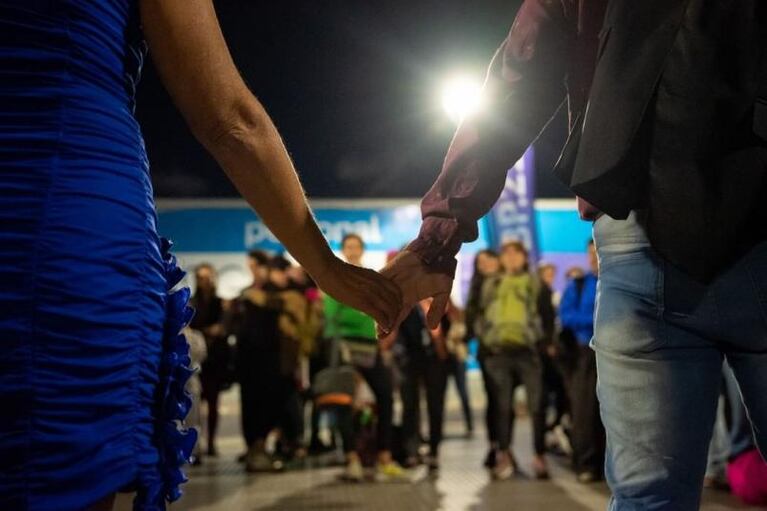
[492,452,514,481]
[553,425,573,456]
[375,461,411,483]
[245,448,273,473]
[343,458,365,482]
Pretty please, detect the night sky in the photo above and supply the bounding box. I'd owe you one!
[136,0,573,200]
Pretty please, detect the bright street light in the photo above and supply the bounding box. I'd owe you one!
[440,75,485,124]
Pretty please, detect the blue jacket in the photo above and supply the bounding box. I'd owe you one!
[559,273,597,345]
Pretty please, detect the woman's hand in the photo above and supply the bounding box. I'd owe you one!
[378,250,455,337]
[312,257,402,334]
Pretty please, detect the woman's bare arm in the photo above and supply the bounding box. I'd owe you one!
[140,0,399,330]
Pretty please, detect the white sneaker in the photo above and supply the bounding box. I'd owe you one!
[492,452,514,481]
[343,458,365,482]
[554,425,573,456]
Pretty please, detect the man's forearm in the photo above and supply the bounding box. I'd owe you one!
[409,0,571,265]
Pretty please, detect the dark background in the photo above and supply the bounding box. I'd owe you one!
[136,0,572,199]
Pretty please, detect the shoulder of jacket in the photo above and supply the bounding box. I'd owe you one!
[242,288,267,306]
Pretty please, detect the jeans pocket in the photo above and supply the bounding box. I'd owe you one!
[593,246,666,354]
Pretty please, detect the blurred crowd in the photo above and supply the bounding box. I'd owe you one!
[182,235,766,502]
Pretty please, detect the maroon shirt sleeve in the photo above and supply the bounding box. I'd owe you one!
[408,0,573,268]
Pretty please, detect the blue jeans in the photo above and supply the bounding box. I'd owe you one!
[592,212,767,511]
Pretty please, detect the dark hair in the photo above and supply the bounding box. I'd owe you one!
[501,240,530,272]
[341,233,365,249]
[472,249,499,274]
[267,255,292,272]
[464,249,500,341]
[194,262,215,275]
[468,249,498,302]
[537,262,556,276]
[248,250,270,266]
[193,263,217,301]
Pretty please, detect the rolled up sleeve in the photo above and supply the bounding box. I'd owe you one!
[409,0,572,267]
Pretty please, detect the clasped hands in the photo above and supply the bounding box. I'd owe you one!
[315,249,455,338]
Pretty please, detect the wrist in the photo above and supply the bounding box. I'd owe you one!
[305,248,339,284]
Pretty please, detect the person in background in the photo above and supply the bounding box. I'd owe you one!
[481,241,548,480]
[565,267,585,282]
[559,240,604,483]
[324,234,407,482]
[536,263,569,453]
[395,299,449,473]
[287,267,326,454]
[232,292,278,472]
[231,254,304,473]
[191,263,229,457]
[183,327,208,466]
[247,250,270,290]
[265,256,315,466]
[229,250,271,464]
[536,264,557,351]
[287,264,312,291]
[465,249,503,469]
[444,301,473,438]
[538,263,560,307]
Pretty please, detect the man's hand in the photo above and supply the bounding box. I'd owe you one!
[379,250,456,337]
[313,257,402,334]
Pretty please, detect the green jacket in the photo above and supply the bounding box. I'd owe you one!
[323,294,377,344]
[481,272,541,350]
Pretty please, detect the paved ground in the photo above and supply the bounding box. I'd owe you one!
[115,377,763,511]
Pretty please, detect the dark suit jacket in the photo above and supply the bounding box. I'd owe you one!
[411,0,767,281]
[555,0,692,217]
[558,0,766,221]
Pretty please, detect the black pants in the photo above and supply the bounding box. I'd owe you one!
[328,405,355,454]
[479,356,498,445]
[239,353,282,446]
[308,349,328,449]
[279,379,303,448]
[356,354,393,453]
[400,354,448,457]
[200,369,223,451]
[448,355,473,432]
[540,350,569,429]
[568,345,605,474]
[484,348,546,455]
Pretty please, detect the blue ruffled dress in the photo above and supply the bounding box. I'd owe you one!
[0,1,196,509]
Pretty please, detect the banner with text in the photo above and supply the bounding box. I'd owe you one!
[486,148,538,261]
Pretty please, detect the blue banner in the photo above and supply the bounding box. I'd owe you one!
[156,198,589,258]
[485,148,538,261]
[157,202,435,253]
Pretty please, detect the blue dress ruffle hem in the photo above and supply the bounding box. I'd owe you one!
[135,239,198,510]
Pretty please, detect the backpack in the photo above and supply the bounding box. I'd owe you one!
[311,308,358,408]
[482,273,541,350]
